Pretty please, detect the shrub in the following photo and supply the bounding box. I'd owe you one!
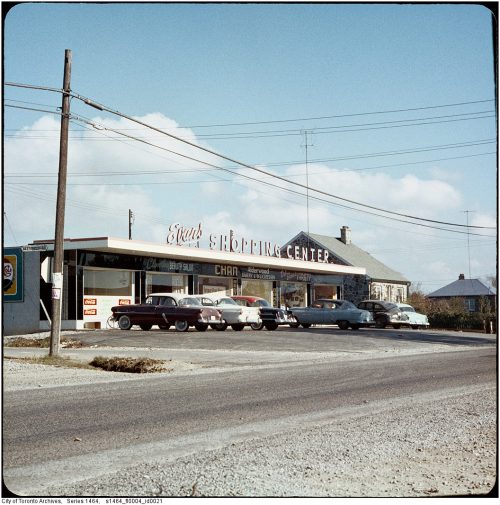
[89,356,167,373]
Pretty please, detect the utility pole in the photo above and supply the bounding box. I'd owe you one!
[129,209,134,240]
[49,49,72,357]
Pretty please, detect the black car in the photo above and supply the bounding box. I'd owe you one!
[231,295,296,330]
[357,300,409,329]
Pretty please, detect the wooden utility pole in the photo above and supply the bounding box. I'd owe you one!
[49,49,72,356]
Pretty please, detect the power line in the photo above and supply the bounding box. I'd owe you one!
[5,82,496,231]
[5,84,493,127]
[69,96,496,231]
[180,99,495,128]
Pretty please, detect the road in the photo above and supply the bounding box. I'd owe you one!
[3,326,496,496]
[3,323,496,497]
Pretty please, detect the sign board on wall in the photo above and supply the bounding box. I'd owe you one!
[3,247,23,302]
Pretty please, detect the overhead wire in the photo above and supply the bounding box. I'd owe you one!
[4,82,497,233]
[67,92,496,231]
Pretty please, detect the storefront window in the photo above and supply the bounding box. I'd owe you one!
[241,280,273,302]
[281,282,307,308]
[146,272,186,295]
[198,276,232,296]
[84,269,133,296]
[314,284,338,300]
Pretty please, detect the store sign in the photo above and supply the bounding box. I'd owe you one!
[3,248,23,302]
[284,245,329,263]
[209,230,281,257]
[166,222,330,263]
[166,222,202,246]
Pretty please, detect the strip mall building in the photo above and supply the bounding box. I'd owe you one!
[3,226,410,335]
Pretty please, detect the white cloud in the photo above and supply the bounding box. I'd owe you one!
[3,112,496,289]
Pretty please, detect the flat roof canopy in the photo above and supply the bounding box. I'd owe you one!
[32,236,366,276]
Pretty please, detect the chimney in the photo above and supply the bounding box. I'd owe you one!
[340,226,351,245]
[458,273,465,280]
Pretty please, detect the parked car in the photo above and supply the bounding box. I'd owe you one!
[396,303,430,329]
[110,292,223,332]
[197,294,260,331]
[288,299,373,330]
[231,295,297,330]
[357,300,409,329]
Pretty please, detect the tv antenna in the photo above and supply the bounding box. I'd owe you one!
[463,210,475,278]
[301,130,314,244]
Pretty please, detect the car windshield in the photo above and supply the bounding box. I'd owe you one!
[256,299,271,307]
[178,297,201,306]
[216,298,238,306]
[399,306,416,312]
[339,301,355,309]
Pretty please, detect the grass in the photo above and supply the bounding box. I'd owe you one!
[7,355,169,373]
[5,336,86,348]
[89,356,167,373]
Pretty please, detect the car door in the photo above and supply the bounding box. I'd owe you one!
[154,296,177,323]
[308,300,326,324]
[322,301,336,324]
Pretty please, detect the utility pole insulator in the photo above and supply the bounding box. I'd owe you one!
[49,49,72,357]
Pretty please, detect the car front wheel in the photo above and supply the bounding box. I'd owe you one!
[211,322,228,331]
[251,322,264,330]
[265,322,278,330]
[175,320,189,332]
[289,321,300,328]
[337,320,349,330]
[118,315,132,330]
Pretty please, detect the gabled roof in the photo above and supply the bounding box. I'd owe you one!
[284,231,409,283]
[427,278,496,298]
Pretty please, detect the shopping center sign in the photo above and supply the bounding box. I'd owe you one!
[166,221,330,263]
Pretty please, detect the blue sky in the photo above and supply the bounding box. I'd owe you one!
[3,2,497,292]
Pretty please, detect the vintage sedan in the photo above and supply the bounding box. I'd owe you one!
[197,294,260,331]
[110,292,223,332]
[357,300,409,329]
[396,303,430,329]
[231,295,297,330]
[289,299,373,330]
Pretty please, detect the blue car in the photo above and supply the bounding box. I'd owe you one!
[289,299,373,330]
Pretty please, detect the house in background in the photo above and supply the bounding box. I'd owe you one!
[427,274,497,313]
[282,226,410,304]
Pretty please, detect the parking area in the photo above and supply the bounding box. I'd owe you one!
[61,325,495,354]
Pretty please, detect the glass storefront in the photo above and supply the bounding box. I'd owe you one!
[198,275,233,296]
[146,272,186,295]
[241,279,273,302]
[280,281,307,308]
[313,284,339,300]
[84,269,133,296]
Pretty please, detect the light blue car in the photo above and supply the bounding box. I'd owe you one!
[396,303,430,329]
[289,299,373,330]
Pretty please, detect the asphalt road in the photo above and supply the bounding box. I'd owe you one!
[3,327,496,496]
[4,347,495,467]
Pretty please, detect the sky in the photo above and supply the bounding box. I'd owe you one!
[3,2,497,293]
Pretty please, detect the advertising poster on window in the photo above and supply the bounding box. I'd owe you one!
[3,247,23,302]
